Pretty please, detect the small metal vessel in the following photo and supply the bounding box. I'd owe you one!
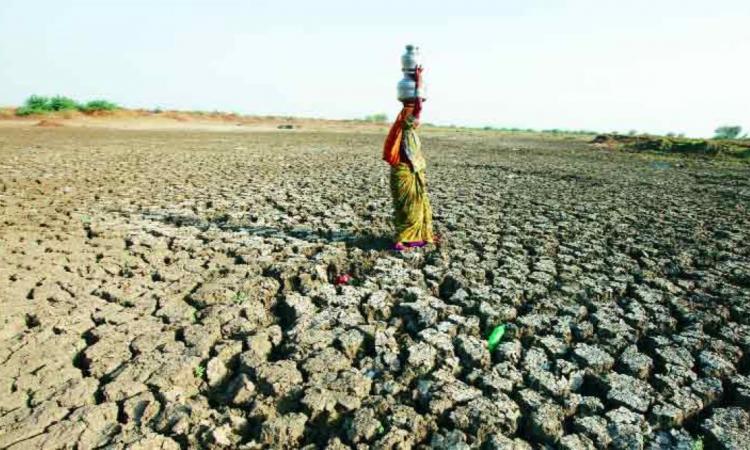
[397,44,427,101]
[397,76,426,102]
[401,44,422,73]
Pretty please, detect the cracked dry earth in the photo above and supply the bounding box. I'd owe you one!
[1,126,749,450]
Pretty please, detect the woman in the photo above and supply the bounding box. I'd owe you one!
[382,66,434,251]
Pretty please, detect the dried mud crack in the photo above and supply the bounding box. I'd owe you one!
[0,127,749,449]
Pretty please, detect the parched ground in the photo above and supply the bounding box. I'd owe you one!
[0,125,749,449]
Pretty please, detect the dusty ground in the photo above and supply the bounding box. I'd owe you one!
[1,122,749,449]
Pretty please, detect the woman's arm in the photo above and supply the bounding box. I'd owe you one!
[413,65,423,119]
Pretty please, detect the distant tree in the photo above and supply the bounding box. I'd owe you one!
[364,113,388,123]
[714,125,742,140]
[628,130,638,136]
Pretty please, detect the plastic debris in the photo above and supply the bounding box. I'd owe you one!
[334,274,351,285]
[487,325,506,352]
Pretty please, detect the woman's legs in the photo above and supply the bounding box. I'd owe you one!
[390,164,434,246]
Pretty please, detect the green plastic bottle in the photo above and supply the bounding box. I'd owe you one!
[487,325,506,352]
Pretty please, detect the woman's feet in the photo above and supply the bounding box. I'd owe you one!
[392,242,407,252]
[392,241,428,251]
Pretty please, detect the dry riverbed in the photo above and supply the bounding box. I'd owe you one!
[1,125,749,449]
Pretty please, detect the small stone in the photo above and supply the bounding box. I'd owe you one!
[649,402,684,429]
[522,347,550,372]
[606,407,649,450]
[573,344,614,373]
[697,350,736,378]
[668,388,704,421]
[430,429,470,450]
[654,346,693,369]
[337,328,365,359]
[606,373,654,413]
[260,413,308,447]
[206,357,228,387]
[256,360,303,396]
[210,425,233,447]
[363,291,391,322]
[345,407,381,443]
[647,429,696,450]
[244,332,273,362]
[728,374,750,405]
[571,321,595,341]
[573,416,611,449]
[528,369,570,400]
[618,345,653,380]
[538,335,568,358]
[496,340,522,363]
[691,377,724,406]
[527,403,564,444]
[406,342,437,375]
[559,433,597,450]
[578,396,604,416]
[454,334,490,369]
[700,407,750,450]
[226,373,256,406]
[482,434,533,450]
[373,428,414,449]
[449,395,520,441]
[562,393,582,417]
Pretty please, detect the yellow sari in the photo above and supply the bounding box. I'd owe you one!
[385,110,434,244]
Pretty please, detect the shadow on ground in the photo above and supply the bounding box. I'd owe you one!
[136,210,395,252]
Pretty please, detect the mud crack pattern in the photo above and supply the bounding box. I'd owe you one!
[0,127,749,449]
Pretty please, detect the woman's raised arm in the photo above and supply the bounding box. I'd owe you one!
[413,66,423,119]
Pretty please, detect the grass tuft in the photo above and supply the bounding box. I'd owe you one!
[233,291,248,304]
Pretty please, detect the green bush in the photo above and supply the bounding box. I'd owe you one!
[79,100,118,113]
[16,95,52,116]
[15,106,37,116]
[15,95,119,116]
[26,95,51,110]
[49,96,78,111]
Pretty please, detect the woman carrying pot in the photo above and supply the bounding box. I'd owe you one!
[383,46,434,251]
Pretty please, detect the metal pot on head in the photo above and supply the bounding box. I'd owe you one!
[401,44,422,73]
[397,44,427,102]
[397,77,426,102]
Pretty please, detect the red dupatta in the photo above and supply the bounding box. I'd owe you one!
[382,97,422,166]
[382,106,413,166]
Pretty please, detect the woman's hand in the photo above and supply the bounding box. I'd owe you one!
[414,65,423,89]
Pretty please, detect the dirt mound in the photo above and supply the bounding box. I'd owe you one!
[0,107,16,119]
[35,119,64,127]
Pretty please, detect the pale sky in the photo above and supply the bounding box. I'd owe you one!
[1,0,748,137]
